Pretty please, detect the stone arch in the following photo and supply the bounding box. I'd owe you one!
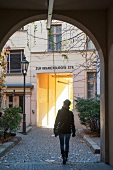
[0,13,107,162]
[0,14,47,51]
[1,13,103,59]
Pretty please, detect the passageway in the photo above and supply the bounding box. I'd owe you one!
[0,127,112,170]
[1,0,113,166]
[37,73,73,127]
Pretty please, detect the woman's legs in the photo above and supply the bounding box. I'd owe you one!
[65,134,71,160]
[59,133,71,152]
[65,134,71,151]
[59,133,71,163]
[59,133,64,151]
[59,134,66,164]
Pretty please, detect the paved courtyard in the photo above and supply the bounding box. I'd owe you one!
[0,126,113,170]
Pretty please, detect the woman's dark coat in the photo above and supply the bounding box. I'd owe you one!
[54,106,75,135]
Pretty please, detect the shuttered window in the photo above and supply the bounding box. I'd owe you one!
[87,72,97,98]
[7,50,24,73]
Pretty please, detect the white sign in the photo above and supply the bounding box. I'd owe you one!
[36,65,75,71]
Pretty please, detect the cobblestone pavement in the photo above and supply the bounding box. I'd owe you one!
[0,126,113,170]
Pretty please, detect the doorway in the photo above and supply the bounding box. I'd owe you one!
[37,73,73,127]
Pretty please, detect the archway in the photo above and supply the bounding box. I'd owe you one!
[0,14,107,164]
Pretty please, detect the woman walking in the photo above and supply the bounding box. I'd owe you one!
[54,99,76,164]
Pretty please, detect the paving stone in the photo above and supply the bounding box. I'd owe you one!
[0,126,113,170]
[78,129,100,154]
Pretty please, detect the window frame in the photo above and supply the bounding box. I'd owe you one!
[7,49,24,74]
[48,24,62,52]
[87,72,97,99]
[7,95,23,110]
[86,37,96,50]
[8,95,13,108]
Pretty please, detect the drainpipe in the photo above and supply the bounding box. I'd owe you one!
[53,66,56,118]
[29,24,32,125]
[47,74,49,126]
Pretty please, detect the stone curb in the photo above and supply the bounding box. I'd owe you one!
[77,129,100,154]
[17,126,32,134]
[0,126,32,157]
[0,136,22,157]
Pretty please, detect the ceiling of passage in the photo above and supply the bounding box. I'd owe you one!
[0,0,113,10]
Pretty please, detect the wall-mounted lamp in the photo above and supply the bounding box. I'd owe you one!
[12,89,15,97]
[32,110,35,114]
[47,0,54,30]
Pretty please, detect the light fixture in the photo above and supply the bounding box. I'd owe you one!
[57,81,69,85]
[47,0,54,30]
[21,56,29,134]
[21,57,29,75]
[12,89,15,97]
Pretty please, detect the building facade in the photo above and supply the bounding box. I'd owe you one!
[3,20,98,127]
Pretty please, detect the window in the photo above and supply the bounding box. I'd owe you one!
[19,26,24,30]
[87,72,97,99]
[48,25,62,51]
[7,95,23,110]
[86,37,96,50]
[9,96,13,108]
[7,50,24,73]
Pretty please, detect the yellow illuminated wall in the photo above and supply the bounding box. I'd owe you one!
[37,73,72,127]
[37,74,49,126]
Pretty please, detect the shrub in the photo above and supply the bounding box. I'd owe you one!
[75,97,100,134]
[0,106,22,139]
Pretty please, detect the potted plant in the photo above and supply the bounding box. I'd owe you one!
[0,106,22,139]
